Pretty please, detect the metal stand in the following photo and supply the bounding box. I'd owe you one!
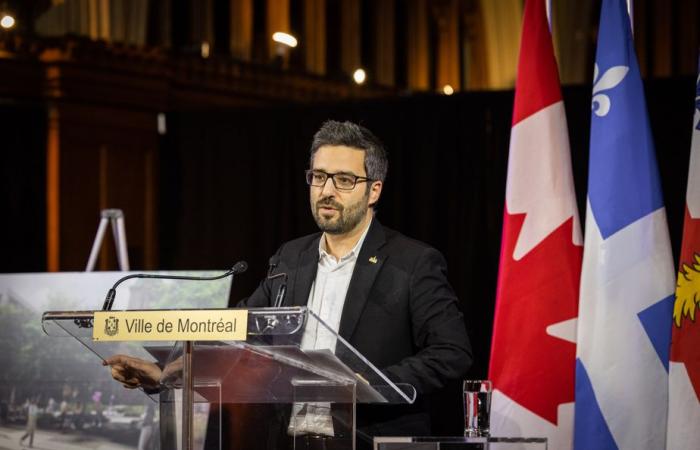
[85,209,130,271]
[182,341,194,450]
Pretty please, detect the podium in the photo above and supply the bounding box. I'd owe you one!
[42,307,417,450]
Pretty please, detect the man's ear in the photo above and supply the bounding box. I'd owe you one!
[368,180,383,207]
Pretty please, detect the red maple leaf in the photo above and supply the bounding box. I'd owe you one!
[489,212,582,424]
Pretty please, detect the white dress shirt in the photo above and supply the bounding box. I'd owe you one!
[288,219,372,437]
[300,220,370,352]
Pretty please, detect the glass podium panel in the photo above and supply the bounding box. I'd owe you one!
[42,307,416,450]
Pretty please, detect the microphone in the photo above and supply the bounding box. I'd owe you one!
[101,261,248,311]
[267,256,288,308]
[267,255,280,277]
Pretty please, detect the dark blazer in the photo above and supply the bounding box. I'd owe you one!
[240,218,472,439]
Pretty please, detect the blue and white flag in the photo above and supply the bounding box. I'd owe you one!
[574,0,676,449]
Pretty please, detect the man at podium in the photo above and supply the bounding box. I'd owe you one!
[241,120,472,447]
[105,120,472,449]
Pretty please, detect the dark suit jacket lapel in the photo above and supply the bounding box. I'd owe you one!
[291,236,320,307]
[338,219,387,341]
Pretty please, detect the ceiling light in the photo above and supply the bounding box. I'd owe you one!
[272,32,297,48]
[353,68,366,85]
[0,14,15,29]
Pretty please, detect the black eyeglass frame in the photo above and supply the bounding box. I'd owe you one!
[304,169,374,191]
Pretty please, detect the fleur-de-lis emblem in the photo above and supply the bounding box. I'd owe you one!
[592,63,629,117]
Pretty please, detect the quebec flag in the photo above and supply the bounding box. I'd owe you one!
[573,0,676,449]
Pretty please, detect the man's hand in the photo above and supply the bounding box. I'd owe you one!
[103,355,162,390]
[161,356,184,385]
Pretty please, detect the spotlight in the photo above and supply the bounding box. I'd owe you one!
[0,14,15,29]
[272,32,298,48]
[353,68,366,85]
[442,84,454,95]
[201,41,210,58]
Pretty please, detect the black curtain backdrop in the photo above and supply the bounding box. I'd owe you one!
[157,76,693,434]
[0,102,46,273]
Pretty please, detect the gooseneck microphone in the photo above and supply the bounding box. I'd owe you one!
[267,256,288,308]
[101,261,248,311]
[267,255,280,277]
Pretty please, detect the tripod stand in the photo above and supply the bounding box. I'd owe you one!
[85,209,130,271]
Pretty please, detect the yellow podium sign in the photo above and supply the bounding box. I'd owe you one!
[93,310,248,341]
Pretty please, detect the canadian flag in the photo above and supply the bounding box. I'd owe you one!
[488,1,582,449]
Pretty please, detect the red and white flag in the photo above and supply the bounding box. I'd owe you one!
[666,58,700,450]
[488,1,582,448]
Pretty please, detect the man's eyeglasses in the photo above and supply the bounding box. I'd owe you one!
[305,169,373,191]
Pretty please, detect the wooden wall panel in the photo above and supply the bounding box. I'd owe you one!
[406,0,429,90]
[50,103,159,271]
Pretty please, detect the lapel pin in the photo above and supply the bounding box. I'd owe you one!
[368,256,378,264]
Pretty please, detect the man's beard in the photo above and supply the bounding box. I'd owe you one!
[311,192,369,235]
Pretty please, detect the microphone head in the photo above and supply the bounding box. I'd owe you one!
[232,260,248,274]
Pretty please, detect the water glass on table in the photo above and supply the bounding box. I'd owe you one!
[463,379,492,437]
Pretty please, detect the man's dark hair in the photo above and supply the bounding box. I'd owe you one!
[309,120,388,182]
